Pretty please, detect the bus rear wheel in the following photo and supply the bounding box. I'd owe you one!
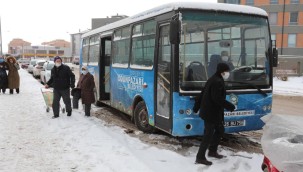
[134,101,155,133]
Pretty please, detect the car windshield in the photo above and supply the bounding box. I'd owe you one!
[179,11,270,91]
[30,61,37,65]
[46,63,54,70]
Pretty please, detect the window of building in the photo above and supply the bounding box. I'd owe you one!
[246,0,254,5]
[49,50,57,55]
[289,12,298,25]
[88,34,100,64]
[290,0,299,4]
[58,50,64,55]
[288,34,296,47]
[112,26,131,68]
[82,38,89,65]
[36,50,47,55]
[224,0,240,4]
[269,13,278,25]
[270,0,278,4]
[271,34,276,41]
[130,20,156,69]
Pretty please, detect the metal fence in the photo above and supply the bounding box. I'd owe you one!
[273,56,303,77]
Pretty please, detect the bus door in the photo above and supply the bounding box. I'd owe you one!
[99,36,111,101]
[155,24,172,133]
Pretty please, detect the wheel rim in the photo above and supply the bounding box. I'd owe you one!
[138,108,148,127]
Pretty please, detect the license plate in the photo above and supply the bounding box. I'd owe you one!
[224,120,245,127]
[224,110,255,117]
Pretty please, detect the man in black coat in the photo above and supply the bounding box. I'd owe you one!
[193,63,235,165]
[45,56,75,118]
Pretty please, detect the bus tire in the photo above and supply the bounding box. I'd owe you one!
[134,101,155,133]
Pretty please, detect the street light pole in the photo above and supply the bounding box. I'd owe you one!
[0,17,3,56]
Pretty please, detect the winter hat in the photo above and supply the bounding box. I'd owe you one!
[216,63,230,74]
[54,56,62,62]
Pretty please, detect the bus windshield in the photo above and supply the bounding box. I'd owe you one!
[179,11,271,91]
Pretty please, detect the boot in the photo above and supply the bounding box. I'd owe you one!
[195,158,212,166]
[208,151,224,159]
[67,111,72,116]
[52,116,59,119]
[16,88,19,94]
[9,89,13,94]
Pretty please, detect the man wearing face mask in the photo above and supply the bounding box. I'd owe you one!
[72,66,95,116]
[45,56,75,118]
[193,63,235,166]
[221,51,234,71]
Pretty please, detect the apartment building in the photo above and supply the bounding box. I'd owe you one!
[8,38,71,59]
[218,0,303,56]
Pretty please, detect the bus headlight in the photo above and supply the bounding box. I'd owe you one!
[263,106,267,111]
[186,109,192,115]
[267,105,271,111]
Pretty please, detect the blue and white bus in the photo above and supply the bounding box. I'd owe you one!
[80,2,278,137]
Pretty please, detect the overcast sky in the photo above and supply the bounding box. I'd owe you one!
[0,0,217,53]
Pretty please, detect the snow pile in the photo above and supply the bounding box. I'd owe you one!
[261,114,303,171]
[273,76,303,96]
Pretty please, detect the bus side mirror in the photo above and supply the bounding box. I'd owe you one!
[273,48,278,67]
[169,20,180,45]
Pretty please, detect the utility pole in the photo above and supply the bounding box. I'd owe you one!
[281,0,286,55]
[0,17,3,56]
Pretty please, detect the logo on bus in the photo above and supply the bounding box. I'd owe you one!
[230,94,238,105]
[117,74,144,92]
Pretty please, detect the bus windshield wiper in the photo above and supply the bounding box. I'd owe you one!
[225,81,268,97]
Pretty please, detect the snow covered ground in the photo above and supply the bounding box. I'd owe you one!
[0,70,301,172]
[273,76,303,96]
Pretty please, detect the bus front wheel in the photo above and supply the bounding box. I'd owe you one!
[134,101,155,133]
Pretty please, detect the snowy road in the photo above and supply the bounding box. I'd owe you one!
[0,69,265,172]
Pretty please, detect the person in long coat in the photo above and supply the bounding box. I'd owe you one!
[73,65,96,116]
[6,56,20,94]
[0,61,8,93]
[193,63,235,166]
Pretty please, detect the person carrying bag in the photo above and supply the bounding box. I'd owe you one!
[73,66,96,116]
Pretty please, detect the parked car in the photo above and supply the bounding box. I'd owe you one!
[261,114,303,172]
[33,60,46,78]
[27,59,38,73]
[72,56,79,65]
[40,61,54,84]
[18,58,30,69]
[65,63,74,71]
[262,156,279,172]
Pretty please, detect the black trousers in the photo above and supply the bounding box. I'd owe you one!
[72,92,81,109]
[196,121,225,160]
[53,89,72,117]
[1,88,5,93]
[9,88,19,94]
[84,104,91,116]
[72,94,91,116]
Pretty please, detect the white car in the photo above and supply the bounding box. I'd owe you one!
[33,60,46,78]
[27,59,38,73]
[64,63,74,71]
[40,61,54,84]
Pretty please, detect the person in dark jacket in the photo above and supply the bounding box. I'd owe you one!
[0,61,8,94]
[72,65,96,116]
[193,63,235,166]
[45,56,75,118]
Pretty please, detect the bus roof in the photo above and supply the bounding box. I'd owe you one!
[82,2,268,38]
